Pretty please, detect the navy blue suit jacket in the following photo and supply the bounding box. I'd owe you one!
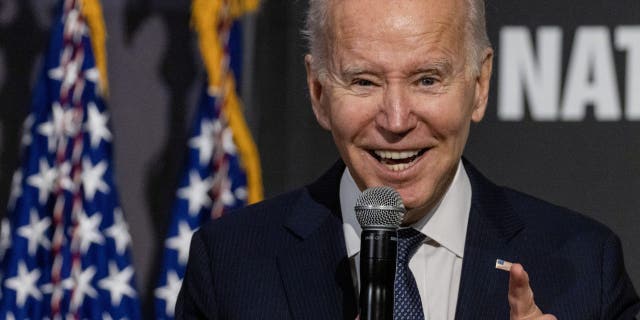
[176,160,640,319]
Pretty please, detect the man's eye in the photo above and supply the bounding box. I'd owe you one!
[353,79,374,86]
[419,77,436,86]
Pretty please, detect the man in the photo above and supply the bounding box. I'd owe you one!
[176,0,640,319]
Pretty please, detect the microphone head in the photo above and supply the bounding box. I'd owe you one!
[355,186,405,229]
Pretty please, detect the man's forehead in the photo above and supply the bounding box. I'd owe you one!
[326,0,466,44]
[324,0,467,72]
[327,0,466,24]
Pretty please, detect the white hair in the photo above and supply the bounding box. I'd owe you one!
[302,0,492,75]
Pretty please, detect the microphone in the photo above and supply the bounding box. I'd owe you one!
[355,186,405,320]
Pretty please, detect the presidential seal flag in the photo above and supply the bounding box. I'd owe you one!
[0,0,141,318]
[153,0,263,318]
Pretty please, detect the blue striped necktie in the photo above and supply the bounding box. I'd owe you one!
[394,228,427,319]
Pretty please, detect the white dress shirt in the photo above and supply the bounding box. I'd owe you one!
[340,161,471,319]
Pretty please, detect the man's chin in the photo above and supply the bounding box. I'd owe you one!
[400,210,427,226]
[398,193,438,223]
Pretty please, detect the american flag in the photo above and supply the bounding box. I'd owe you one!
[153,0,262,318]
[0,0,141,318]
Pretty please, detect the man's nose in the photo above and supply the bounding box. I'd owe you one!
[376,84,417,136]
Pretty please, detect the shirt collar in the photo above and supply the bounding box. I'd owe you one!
[340,168,362,258]
[340,161,471,258]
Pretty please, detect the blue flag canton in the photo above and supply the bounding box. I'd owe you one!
[154,16,251,319]
[154,88,249,318]
[0,1,141,319]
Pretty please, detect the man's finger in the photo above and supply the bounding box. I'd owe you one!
[508,263,543,319]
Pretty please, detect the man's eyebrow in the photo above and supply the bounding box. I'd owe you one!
[340,66,375,77]
[414,58,453,74]
[337,57,455,79]
[340,59,455,78]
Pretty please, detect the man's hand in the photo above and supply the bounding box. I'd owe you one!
[508,263,557,320]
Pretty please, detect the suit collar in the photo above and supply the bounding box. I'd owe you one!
[283,160,344,239]
[278,160,357,319]
[464,158,525,242]
[455,158,526,319]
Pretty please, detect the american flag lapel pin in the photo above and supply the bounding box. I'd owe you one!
[495,259,513,272]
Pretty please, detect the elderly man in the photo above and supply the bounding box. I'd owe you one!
[176,0,640,319]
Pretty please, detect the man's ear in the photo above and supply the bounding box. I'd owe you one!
[471,48,493,123]
[305,54,331,130]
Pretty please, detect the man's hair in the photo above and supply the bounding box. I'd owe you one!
[303,0,492,76]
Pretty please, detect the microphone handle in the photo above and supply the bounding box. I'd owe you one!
[359,228,397,320]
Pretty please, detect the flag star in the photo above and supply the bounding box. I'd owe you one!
[48,65,65,82]
[154,271,183,317]
[42,278,73,315]
[213,118,222,132]
[105,208,131,255]
[219,179,236,207]
[26,158,57,205]
[165,222,196,266]
[81,158,110,200]
[234,186,248,201]
[0,218,11,258]
[40,276,74,298]
[85,102,112,149]
[188,119,217,166]
[50,55,92,108]
[58,161,75,192]
[21,115,34,147]
[8,170,23,210]
[63,8,87,43]
[221,127,237,155]
[69,266,98,312]
[17,209,51,256]
[4,262,43,307]
[5,312,14,320]
[177,171,213,216]
[85,67,100,84]
[74,210,104,253]
[98,262,136,306]
[37,102,65,152]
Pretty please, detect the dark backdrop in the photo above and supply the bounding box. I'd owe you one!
[0,0,638,315]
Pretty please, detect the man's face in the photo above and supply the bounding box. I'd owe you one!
[306,0,493,224]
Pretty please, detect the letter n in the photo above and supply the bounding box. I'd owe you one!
[498,26,562,121]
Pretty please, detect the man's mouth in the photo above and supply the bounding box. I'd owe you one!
[369,149,428,171]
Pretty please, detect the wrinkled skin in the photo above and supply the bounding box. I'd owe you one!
[306,0,492,225]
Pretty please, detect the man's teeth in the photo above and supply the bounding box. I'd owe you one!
[386,163,411,171]
[374,150,420,160]
[373,150,422,171]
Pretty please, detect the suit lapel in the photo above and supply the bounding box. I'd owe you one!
[277,161,358,320]
[455,160,526,319]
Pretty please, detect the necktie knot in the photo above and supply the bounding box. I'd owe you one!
[397,228,426,263]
